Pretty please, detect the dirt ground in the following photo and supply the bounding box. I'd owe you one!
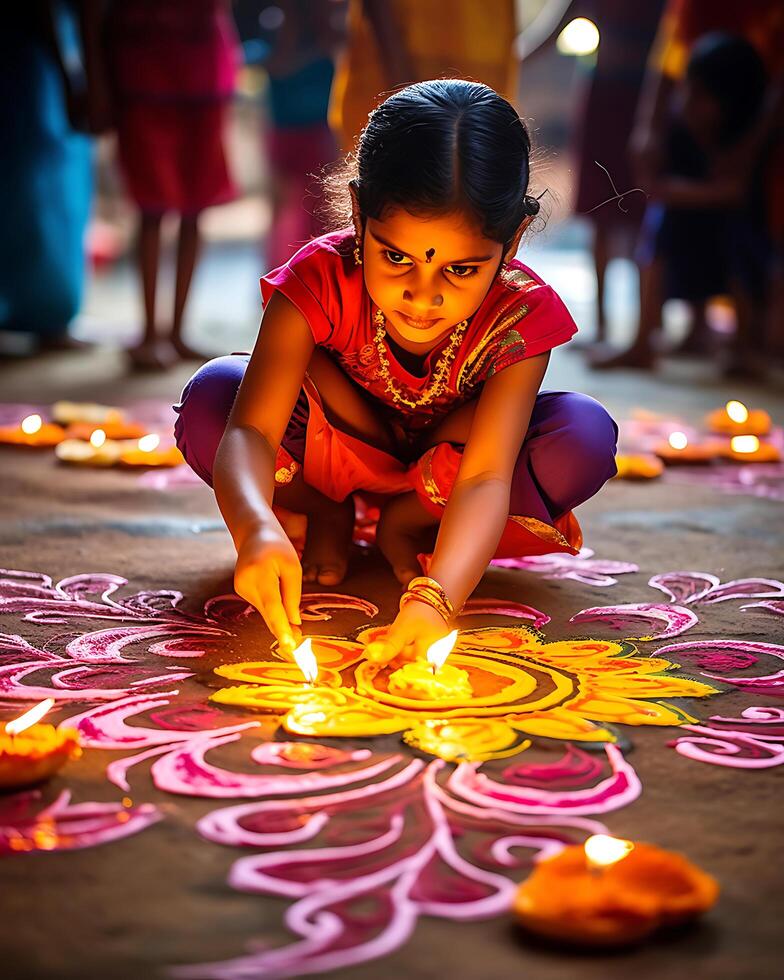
[0,344,782,980]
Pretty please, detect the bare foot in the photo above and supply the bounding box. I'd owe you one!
[172,335,210,362]
[128,338,178,371]
[588,343,656,371]
[301,496,355,586]
[376,492,437,586]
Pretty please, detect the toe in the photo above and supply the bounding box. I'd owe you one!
[302,565,317,583]
[317,565,345,586]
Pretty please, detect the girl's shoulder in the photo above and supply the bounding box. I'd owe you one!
[260,228,360,345]
[458,260,577,386]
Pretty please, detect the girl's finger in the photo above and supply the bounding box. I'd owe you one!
[256,579,297,651]
[365,625,411,665]
[279,559,303,628]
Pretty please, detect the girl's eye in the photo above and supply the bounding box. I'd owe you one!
[445,264,478,279]
[383,250,412,267]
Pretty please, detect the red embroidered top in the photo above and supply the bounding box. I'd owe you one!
[260,227,577,434]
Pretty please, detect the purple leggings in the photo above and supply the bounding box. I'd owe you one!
[173,354,618,524]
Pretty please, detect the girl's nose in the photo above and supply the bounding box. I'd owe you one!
[402,289,443,309]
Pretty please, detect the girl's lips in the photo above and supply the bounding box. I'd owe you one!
[397,312,442,330]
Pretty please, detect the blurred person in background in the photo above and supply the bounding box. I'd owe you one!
[0,2,95,354]
[329,0,519,153]
[569,0,663,348]
[99,0,240,370]
[515,0,663,348]
[593,0,784,373]
[251,1,347,271]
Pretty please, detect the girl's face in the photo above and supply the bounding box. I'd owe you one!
[362,208,504,350]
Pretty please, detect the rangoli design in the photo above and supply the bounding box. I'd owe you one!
[0,561,778,976]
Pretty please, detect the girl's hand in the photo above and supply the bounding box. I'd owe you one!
[234,525,302,653]
[364,600,451,665]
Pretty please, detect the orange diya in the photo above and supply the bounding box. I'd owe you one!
[0,414,66,448]
[720,435,781,464]
[513,834,719,946]
[0,699,81,790]
[707,400,771,437]
[386,631,472,701]
[654,431,720,465]
[118,434,185,468]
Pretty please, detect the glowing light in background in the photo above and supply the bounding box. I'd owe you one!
[556,18,600,56]
[725,401,749,424]
[137,433,161,452]
[730,435,760,455]
[668,431,689,451]
[21,415,42,435]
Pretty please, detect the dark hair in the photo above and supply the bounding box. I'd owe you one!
[686,33,767,143]
[321,79,539,248]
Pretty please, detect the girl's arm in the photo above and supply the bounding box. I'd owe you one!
[366,352,550,662]
[429,352,550,606]
[213,292,315,648]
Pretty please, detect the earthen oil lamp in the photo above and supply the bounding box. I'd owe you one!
[119,433,185,468]
[52,400,125,427]
[707,400,771,438]
[654,431,718,465]
[55,428,128,467]
[387,630,472,700]
[613,454,664,480]
[513,833,719,947]
[0,414,66,448]
[0,699,81,790]
[720,435,781,464]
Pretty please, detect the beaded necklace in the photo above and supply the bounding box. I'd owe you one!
[372,309,468,410]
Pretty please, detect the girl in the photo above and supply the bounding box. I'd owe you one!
[174,79,618,664]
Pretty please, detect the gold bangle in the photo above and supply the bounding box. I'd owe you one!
[406,576,456,619]
[399,589,451,623]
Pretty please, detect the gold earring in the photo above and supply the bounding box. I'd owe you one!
[353,236,363,266]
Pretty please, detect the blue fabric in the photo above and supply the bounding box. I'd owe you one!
[0,5,92,335]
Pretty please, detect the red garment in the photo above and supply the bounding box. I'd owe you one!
[108,0,238,102]
[108,0,238,213]
[261,228,582,558]
[116,102,234,214]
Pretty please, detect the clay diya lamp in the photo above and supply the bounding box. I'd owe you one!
[513,833,719,947]
[0,699,81,791]
[387,631,472,700]
[65,419,148,441]
[654,431,719,465]
[707,400,771,438]
[613,454,664,480]
[720,435,781,464]
[0,414,66,448]
[118,434,185,468]
[55,428,128,467]
[52,401,127,427]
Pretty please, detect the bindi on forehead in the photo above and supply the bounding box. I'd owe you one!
[425,248,436,263]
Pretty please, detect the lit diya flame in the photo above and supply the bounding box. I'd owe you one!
[730,434,760,454]
[5,697,56,736]
[725,400,749,424]
[137,433,160,452]
[21,414,42,435]
[90,428,107,448]
[426,629,459,673]
[293,638,318,684]
[584,833,635,871]
[668,431,688,451]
